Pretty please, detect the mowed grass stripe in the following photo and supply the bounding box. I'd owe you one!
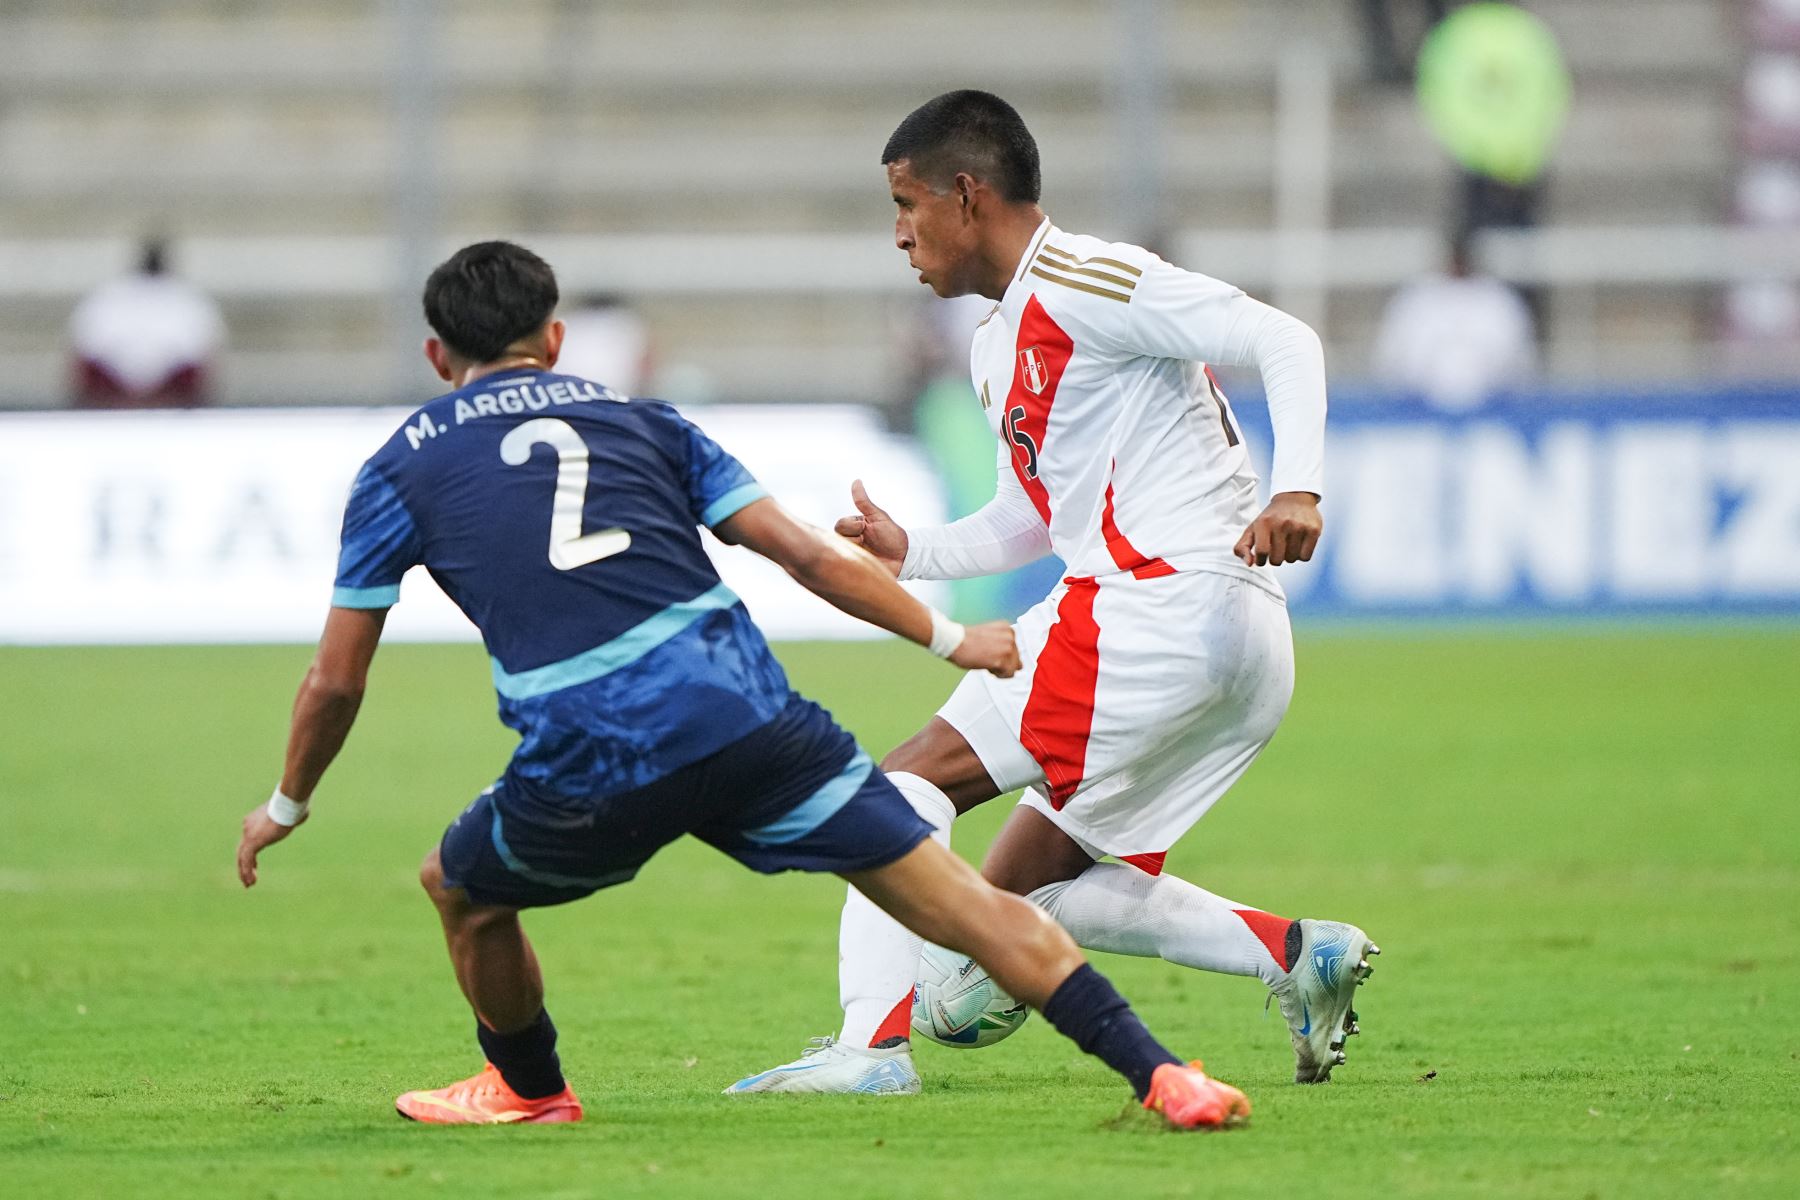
[0,631,1796,1199]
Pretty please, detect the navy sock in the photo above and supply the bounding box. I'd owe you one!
[1041,964,1182,1100]
[476,1008,565,1099]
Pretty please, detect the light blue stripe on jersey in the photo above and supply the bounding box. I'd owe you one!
[490,808,637,890]
[742,750,874,845]
[489,581,742,700]
[701,482,769,528]
[332,584,401,608]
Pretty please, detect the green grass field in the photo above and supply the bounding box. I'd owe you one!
[3,630,1798,1198]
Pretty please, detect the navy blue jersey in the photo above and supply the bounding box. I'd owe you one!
[332,370,790,800]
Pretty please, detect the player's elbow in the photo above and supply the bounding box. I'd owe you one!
[1258,305,1321,357]
[1283,313,1325,364]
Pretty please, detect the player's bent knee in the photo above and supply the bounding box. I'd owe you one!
[877,734,940,779]
[419,848,445,893]
[418,848,467,916]
[878,718,1000,811]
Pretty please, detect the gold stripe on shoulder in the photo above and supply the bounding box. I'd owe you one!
[975,302,1002,329]
[1028,265,1132,303]
[1084,255,1143,278]
[1040,243,1144,279]
[1035,255,1137,291]
[1014,224,1053,283]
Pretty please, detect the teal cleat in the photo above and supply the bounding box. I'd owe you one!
[1269,919,1380,1083]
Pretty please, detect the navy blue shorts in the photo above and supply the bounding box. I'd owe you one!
[437,694,932,909]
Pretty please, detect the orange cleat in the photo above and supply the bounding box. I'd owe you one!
[1142,1061,1251,1130]
[395,1062,583,1125]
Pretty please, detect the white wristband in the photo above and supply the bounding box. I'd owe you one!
[926,608,967,659]
[266,787,309,827]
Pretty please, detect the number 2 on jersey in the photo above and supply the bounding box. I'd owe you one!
[499,417,632,570]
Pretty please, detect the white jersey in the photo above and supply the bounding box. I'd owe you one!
[903,219,1329,861]
[903,219,1326,593]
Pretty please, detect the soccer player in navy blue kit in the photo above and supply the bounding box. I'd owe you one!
[235,241,1251,1129]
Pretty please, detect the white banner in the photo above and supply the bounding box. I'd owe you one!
[0,406,949,644]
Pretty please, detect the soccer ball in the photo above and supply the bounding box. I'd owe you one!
[910,943,1030,1048]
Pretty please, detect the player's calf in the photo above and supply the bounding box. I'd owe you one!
[849,840,1253,1129]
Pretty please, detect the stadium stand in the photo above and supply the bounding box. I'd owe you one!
[0,0,1764,406]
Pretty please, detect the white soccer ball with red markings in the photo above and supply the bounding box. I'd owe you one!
[910,943,1030,1049]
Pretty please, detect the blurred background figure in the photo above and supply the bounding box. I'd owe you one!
[1358,0,1448,84]
[552,293,653,397]
[1,0,1797,633]
[67,236,225,409]
[1727,0,1800,369]
[1413,3,1569,330]
[1370,227,1536,411]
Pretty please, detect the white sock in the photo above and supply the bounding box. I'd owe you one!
[837,772,956,1049]
[1029,862,1294,989]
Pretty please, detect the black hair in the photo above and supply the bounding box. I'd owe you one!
[881,90,1041,204]
[422,241,559,363]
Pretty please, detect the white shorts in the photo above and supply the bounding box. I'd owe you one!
[938,567,1294,873]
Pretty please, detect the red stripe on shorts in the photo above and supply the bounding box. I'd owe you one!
[1018,578,1102,808]
[1100,470,1175,580]
[1119,851,1168,876]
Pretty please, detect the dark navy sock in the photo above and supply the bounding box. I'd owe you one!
[1041,964,1182,1100]
[476,1008,565,1099]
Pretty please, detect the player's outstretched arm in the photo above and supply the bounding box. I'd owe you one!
[717,497,1019,677]
[237,606,386,887]
[839,465,1051,583]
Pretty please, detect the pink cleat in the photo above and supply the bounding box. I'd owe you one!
[395,1062,582,1125]
[1142,1061,1252,1130]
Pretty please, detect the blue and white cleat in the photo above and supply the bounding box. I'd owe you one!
[723,1036,920,1096]
[1269,919,1380,1084]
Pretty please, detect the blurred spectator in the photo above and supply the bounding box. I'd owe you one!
[1730,7,1800,357]
[68,237,225,409]
[1371,230,1536,411]
[896,293,993,417]
[1358,0,1449,84]
[554,293,652,396]
[1414,2,1567,324]
[68,237,225,410]
[1754,0,1800,43]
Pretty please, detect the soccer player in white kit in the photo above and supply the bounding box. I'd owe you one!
[730,91,1377,1097]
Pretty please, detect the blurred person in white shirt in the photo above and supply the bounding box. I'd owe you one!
[69,237,225,409]
[552,293,652,398]
[1371,230,1536,411]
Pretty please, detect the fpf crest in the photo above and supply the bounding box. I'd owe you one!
[1018,346,1049,395]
